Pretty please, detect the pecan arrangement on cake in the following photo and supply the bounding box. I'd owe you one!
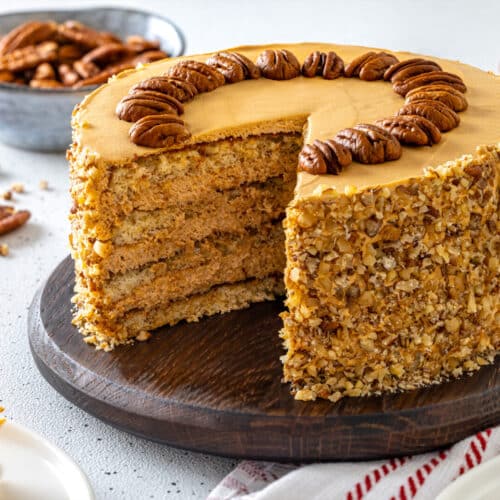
[69,43,499,402]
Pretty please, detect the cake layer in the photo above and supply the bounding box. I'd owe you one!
[100,223,285,307]
[282,145,499,401]
[112,176,294,246]
[79,276,284,350]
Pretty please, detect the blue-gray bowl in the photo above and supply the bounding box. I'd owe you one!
[0,7,185,151]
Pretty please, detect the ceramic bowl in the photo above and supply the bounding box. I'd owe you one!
[0,7,185,151]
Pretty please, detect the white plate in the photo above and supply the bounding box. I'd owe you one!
[437,454,500,500]
[0,420,94,500]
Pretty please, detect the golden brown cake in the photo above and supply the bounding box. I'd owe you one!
[69,43,499,401]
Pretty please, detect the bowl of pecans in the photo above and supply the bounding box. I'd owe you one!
[0,7,185,151]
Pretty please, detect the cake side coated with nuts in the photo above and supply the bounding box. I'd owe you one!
[283,145,499,401]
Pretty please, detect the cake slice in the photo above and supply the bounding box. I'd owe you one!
[69,43,499,400]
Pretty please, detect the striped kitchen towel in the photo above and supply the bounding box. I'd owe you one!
[208,426,500,499]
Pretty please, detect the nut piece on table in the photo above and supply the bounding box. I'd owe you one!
[0,243,8,256]
[0,205,30,235]
[256,49,301,80]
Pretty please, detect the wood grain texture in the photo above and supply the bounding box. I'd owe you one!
[28,256,500,461]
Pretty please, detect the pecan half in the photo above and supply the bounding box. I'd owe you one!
[133,50,168,64]
[0,70,15,82]
[125,35,160,53]
[58,63,80,86]
[256,49,301,80]
[375,115,441,145]
[34,62,55,80]
[73,59,100,79]
[30,79,63,89]
[298,139,352,174]
[116,90,184,122]
[132,76,198,102]
[335,124,402,164]
[0,21,57,55]
[166,60,225,92]
[81,43,131,67]
[398,100,460,132]
[72,60,135,88]
[129,113,191,148]
[393,71,467,96]
[302,51,344,79]
[0,205,30,235]
[383,58,442,82]
[206,51,260,83]
[344,51,375,77]
[345,51,398,80]
[57,44,84,64]
[206,52,244,83]
[405,84,468,112]
[57,20,120,49]
[0,41,58,72]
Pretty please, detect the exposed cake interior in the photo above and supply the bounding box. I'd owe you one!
[70,133,300,346]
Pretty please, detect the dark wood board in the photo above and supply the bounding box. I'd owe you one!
[28,256,500,461]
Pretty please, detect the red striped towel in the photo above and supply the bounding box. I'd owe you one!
[208,426,500,499]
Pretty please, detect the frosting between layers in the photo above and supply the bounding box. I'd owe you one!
[74,43,500,196]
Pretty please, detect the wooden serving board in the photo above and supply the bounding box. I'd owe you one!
[28,256,500,461]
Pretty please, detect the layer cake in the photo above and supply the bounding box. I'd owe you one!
[69,43,499,401]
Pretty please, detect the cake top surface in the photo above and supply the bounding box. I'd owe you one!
[73,42,500,195]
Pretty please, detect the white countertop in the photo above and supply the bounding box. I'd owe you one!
[1,1,498,499]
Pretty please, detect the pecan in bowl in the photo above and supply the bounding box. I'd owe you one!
[0,7,185,151]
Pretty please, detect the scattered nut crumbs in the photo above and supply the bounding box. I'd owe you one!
[0,243,9,256]
[10,183,24,193]
[0,406,5,426]
[39,180,49,190]
[2,190,12,200]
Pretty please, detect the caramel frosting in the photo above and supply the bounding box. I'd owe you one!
[73,43,500,196]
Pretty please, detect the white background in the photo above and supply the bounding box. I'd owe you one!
[0,1,498,499]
